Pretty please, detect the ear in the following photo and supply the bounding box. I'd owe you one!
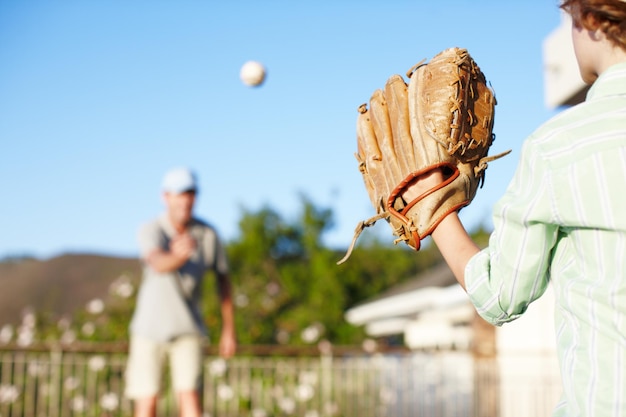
[589,27,606,42]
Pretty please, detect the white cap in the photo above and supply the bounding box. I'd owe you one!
[161,167,198,194]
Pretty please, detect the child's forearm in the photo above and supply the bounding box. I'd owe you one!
[431,212,481,290]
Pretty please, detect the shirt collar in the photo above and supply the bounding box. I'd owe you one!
[586,62,626,101]
[158,213,196,237]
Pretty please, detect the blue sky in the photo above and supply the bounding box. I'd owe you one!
[0,1,566,259]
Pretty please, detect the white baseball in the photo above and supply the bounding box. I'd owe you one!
[240,61,266,87]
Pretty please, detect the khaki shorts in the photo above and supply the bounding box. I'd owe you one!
[124,334,204,399]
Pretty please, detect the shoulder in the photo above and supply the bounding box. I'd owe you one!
[528,65,626,152]
[137,216,167,255]
[517,104,626,186]
[138,217,162,236]
[189,218,228,264]
[189,218,222,240]
[190,217,215,231]
[528,104,584,142]
[523,101,599,155]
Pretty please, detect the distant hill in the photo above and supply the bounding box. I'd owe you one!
[0,254,141,325]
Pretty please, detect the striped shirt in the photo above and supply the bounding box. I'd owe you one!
[465,62,626,417]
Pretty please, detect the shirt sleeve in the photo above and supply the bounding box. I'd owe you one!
[213,234,229,276]
[464,136,559,326]
[201,226,229,275]
[137,220,165,259]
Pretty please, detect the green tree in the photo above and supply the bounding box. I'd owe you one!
[202,195,437,347]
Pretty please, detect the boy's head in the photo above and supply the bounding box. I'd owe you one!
[560,0,626,51]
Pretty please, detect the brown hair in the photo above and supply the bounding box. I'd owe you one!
[561,0,626,50]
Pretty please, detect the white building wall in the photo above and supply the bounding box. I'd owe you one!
[543,12,587,108]
[497,285,562,417]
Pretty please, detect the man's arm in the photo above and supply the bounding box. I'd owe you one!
[144,233,196,273]
[216,272,237,358]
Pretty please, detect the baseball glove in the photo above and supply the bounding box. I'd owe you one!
[337,47,510,264]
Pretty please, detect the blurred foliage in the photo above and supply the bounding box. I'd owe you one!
[3,196,492,348]
[205,194,449,347]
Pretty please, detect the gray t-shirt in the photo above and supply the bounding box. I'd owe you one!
[129,213,229,342]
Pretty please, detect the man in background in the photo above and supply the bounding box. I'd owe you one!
[125,167,236,417]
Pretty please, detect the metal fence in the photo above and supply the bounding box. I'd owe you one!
[0,344,562,417]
